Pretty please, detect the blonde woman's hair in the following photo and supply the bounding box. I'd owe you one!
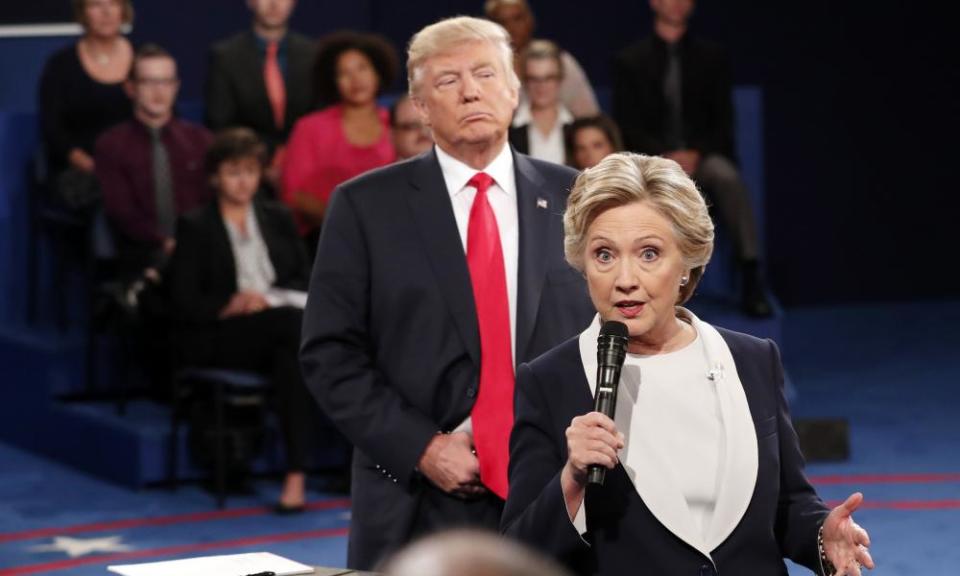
[564,153,715,304]
[406,16,519,96]
[520,39,564,80]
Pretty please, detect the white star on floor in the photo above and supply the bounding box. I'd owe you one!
[29,535,133,558]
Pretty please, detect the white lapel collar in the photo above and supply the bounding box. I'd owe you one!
[577,310,759,556]
[682,309,759,551]
[578,314,711,559]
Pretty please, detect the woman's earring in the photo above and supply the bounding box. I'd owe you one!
[680,276,689,287]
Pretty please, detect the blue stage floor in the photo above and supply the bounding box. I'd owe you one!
[1,301,958,575]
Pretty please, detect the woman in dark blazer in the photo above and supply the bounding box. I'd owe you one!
[501,153,874,576]
[167,128,316,512]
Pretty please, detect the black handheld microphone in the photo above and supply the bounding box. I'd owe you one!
[587,320,629,486]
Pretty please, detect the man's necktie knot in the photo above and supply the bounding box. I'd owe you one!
[468,172,494,196]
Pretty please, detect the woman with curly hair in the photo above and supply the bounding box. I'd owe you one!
[281,31,398,245]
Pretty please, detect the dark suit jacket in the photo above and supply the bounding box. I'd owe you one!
[502,328,828,576]
[508,123,575,166]
[613,33,736,160]
[300,148,595,569]
[205,31,316,153]
[167,200,310,348]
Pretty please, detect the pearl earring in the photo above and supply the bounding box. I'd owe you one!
[680,276,689,286]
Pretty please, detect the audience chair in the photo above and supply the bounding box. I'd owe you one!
[167,367,270,508]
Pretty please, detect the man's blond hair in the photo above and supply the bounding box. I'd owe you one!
[406,16,520,96]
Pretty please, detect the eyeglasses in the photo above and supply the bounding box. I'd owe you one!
[134,77,179,88]
[394,121,426,133]
[525,74,561,85]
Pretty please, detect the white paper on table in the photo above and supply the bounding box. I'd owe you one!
[107,551,314,576]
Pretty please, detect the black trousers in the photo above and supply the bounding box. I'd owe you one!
[180,306,317,472]
[694,154,760,262]
[409,483,504,541]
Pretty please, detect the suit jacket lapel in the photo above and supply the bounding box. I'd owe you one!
[204,203,238,295]
[513,152,550,362]
[577,316,713,558]
[405,151,480,365]
[689,313,759,552]
[254,202,287,280]
[577,311,761,557]
[284,34,310,129]
[241,32,272,124]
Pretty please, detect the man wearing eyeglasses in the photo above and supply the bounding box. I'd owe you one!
[389,93,434,161]
[95,43,213,290]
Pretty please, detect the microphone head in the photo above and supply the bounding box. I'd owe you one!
[600,320,629,338]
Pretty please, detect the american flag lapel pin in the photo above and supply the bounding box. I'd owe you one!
[536,197,548,209]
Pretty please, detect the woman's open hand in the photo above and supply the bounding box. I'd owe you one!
[823,492,875,575]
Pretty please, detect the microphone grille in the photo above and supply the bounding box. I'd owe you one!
[600,320,629,338]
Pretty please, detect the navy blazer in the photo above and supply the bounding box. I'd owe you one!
[501,327,829,576]
[300,148,595,569]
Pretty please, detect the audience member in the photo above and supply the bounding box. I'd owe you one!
[381,530,572,576]
[96,44,212,283]
[300,16,593,570]
[612,0,773,317]
[484,0,598,118]
[390,94,433,161]
[508,40,573,165]
[166,128,318,513]
[38,0,134,210]
[206,0,316,189]
[281,31,397,245]
[565,115,623,170]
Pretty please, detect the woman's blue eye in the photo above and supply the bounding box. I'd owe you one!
[596,249,613,263]
[640,248,659,262]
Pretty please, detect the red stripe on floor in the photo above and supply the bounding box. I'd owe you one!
[0,498,350,544]
[0,526,350,575]
[810,473,960,485]
[824,499,960,510]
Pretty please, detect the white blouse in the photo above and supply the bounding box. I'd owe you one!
[619,331,723,542]
[223,207,276,294]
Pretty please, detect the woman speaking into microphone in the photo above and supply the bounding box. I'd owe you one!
[502,153,873,576]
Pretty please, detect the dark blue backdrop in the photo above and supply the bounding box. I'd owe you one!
[0,0,956,305]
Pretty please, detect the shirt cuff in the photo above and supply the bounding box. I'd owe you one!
[572,500,587,536]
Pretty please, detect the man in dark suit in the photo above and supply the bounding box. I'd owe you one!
[300,16,594,570]
[613,0,773,317]
[205,0,315,188]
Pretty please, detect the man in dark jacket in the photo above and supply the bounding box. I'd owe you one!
[613,0,773,317]
[301,16,594,570]
[205,0,315,191]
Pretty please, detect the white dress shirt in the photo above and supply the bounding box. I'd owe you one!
[434,143,519,366]
[512,101,574,165]
[223,207,276,294]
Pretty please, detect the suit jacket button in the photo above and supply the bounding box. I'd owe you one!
[466,386,477,398]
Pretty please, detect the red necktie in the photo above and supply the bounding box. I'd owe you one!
[264,41,286,130]
[466,172,514,500]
